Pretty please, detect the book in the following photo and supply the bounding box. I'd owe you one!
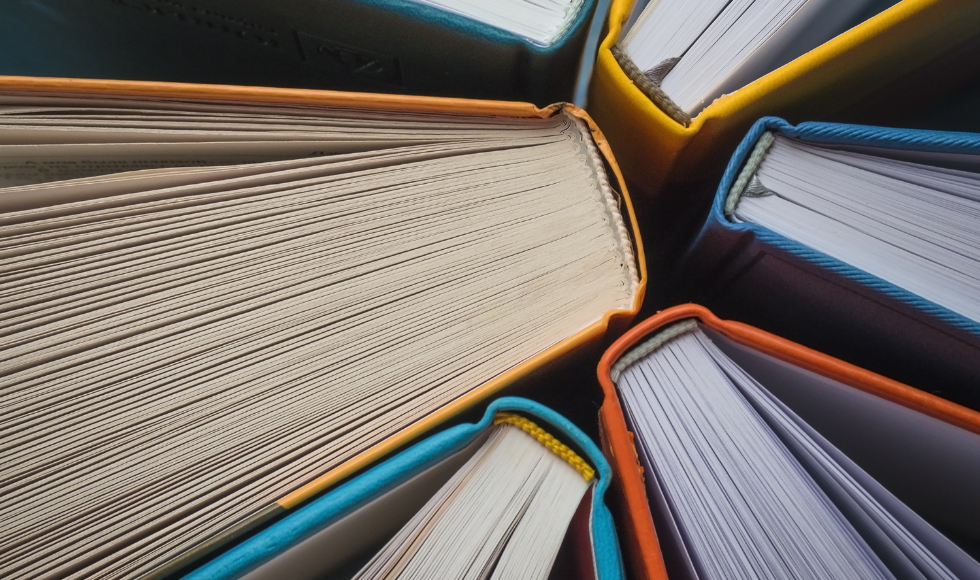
[587,0,980,197]
[0,0,611,106]
[596,304,980,580]
[619,0,883,119]
[181,397,624,580]
[0,76,645,580]
[682,117,980,411]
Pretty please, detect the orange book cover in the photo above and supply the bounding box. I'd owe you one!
[597,304,980,580]
[0,76,647,578]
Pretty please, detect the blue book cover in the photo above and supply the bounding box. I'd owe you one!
[0,0,609,106]
[682,117,980,410]
[179,397,625,580]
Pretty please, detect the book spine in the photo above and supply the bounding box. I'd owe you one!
[610,46,690,127]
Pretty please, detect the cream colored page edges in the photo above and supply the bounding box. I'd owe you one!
[350,424,590,580]
[566,111,640,296]
[0,102,634,580]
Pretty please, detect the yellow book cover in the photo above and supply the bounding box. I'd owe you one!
[590,0,980,198]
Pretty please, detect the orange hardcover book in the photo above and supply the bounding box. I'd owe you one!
[0,76,645,580]
[597,304,980,580]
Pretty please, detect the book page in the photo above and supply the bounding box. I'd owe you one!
[613,324,980,579]
[0,98,636,580]
[734,136,980,323]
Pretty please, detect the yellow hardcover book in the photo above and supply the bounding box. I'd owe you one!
[590,0,980,198]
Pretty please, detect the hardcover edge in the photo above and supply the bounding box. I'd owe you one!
[598,0,969,133]
[595,303,980,580]
[589,0,980,197]
[697,116,980,339]
[181,397,625,580]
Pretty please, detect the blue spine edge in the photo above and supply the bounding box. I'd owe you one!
[573,0,614,107]
[355,0,599,53]
[353,0,609,107]
[700,116,980,338]
[181,396,625,580]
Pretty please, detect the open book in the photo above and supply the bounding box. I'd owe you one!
[728,132,980,325]
[683,118,980,410]
[617,0,891,120]
[0,79,641,580]
[183,398,624,580]
[586,0,980,200]
[604,308,980,580]
[347,417,591,580]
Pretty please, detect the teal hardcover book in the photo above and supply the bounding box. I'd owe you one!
[179,397,625,580]
[682,116,980,411]
[0,0,609,105]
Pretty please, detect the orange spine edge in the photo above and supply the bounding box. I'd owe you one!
[0,75,549,118]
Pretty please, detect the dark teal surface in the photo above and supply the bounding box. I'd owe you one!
[0,0,603,105]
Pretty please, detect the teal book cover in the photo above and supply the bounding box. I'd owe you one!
[0,0,609,105]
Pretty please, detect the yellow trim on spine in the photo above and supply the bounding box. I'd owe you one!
[493,413,595,481]
[590,0,980,199]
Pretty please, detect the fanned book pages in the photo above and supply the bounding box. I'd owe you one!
[618,0,890,119]
[348,418,592,580]
[611,320,980,580]
[0,92,639,580]
[412,0,587,45]
[183,399,621,580]
[729,133,980,325]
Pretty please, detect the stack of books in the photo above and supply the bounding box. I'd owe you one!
[1,1,980,579]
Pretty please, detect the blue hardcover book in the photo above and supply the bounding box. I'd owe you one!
[0,0,609,106]
[179,397,625,580]
[682,117,980,411]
